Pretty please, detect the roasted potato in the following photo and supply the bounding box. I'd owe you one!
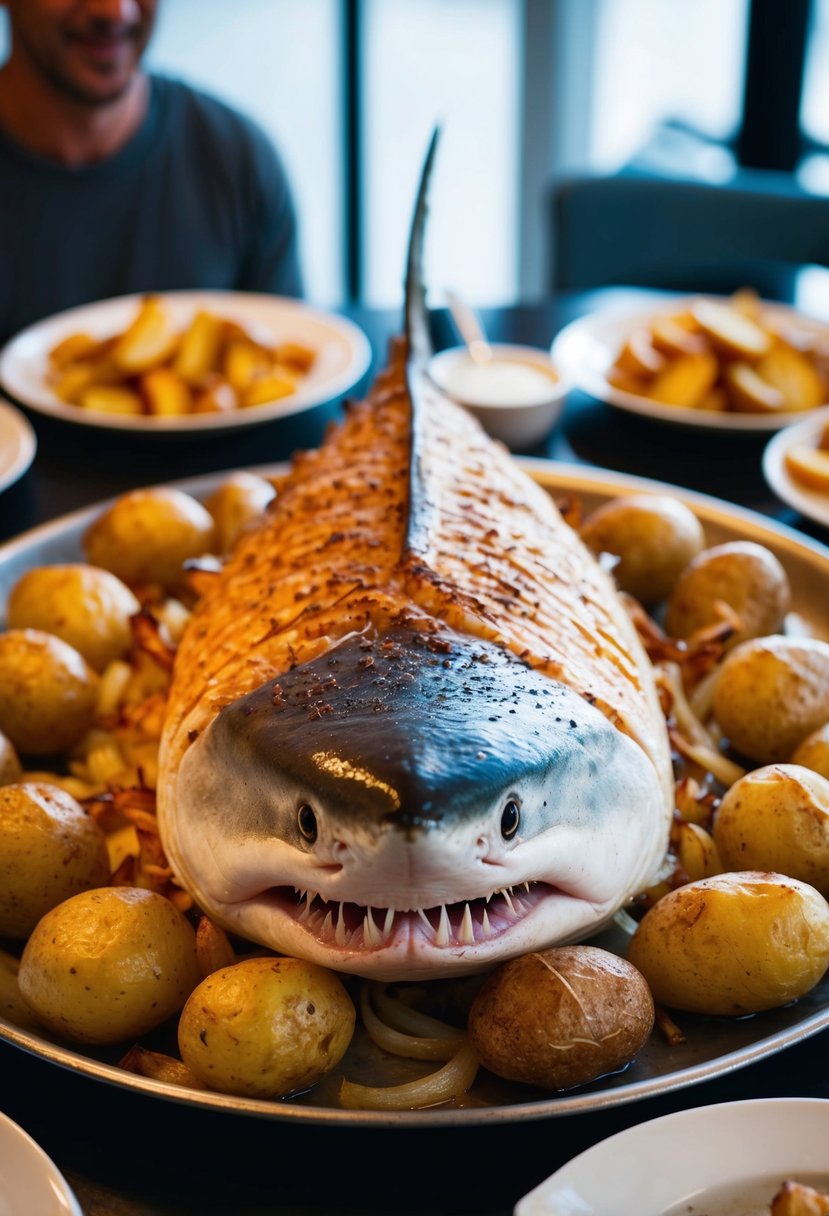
[18,887,201,1045]
[664,540,790,645]
[7,563,140,671]
[0,948,40,1030]
[627,871,829,1015]
[178,956,356,1099]
[713,764,829,895]
[467,945,654,1091]
[0,730,22,785]
[83,487,216,590]
[0,782,110,938]
[579,493,705,604]
[0,629,100,755]
[203,471,276,554]
[712,635,829,763]
[791,723,829,779]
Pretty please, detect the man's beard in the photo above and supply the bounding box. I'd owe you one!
[18,19,150,107]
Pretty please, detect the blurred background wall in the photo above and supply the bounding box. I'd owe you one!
[3,0,827,309]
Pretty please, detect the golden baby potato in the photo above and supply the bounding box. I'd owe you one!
[178,956,356,1099]
[0,730,22,785]
[792,723,829,780]
[203,471,276,554]
[664,540,790,644]
[0,629,100,755]
[0,782,110,938]
[713,635,829,763]
[467,945,654,1091]
[0,948,40,1030]
[82,487,216,590]
[18,887,201,1045]
[7,563,140,671]
[627,871,829,1016]
[713,765,829,895]
[579,493,705,604]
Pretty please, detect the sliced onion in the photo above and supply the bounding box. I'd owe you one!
[368,982,465,1041]
[671,732,746,789]
[118,1045,204,1089]
[340,1041,479,1111]
[657,661,717,751]
[360,985,459,1061]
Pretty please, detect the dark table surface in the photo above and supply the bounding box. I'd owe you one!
[1,288,829,1216]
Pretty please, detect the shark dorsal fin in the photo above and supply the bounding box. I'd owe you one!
[404,126,441,367]
[403,127,441,559]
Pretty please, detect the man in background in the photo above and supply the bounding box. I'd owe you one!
[0,0,303,344]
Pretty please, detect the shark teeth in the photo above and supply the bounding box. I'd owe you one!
[289,883,541,951]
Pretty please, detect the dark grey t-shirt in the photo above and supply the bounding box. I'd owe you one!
[0,75,303,344]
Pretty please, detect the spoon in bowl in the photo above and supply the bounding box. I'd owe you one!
[445,290,493,365]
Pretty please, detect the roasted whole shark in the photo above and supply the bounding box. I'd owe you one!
[157,138,674,981]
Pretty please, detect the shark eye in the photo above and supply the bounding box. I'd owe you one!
[500,799,520,840]
[297,804,318,843]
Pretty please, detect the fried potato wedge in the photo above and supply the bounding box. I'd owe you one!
[141,368,192,417]
[757,344,825,412]
[691,298,772,360]
[78,385,144,415]
[784,443,829,494]
[724,363,786,413]
[112,296,178,373]
[173,311,225,385]
[646,351,719,408]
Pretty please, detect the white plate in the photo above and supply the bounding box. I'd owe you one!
[1,461,829,1128]
[763,405,829,529]
[0,398,36,494]
[551,292,829,432]
[0,1110,82,1216]
[0,291,372,434]
[514,1097,829,1216]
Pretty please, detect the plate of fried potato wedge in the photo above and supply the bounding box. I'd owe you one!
[763,405,829,530]
[552,290,829,431]
[0,291,372,433]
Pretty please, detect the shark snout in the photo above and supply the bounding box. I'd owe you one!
[287,807,514,909]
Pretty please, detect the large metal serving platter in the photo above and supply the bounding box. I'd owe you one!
[1,458,828,1129]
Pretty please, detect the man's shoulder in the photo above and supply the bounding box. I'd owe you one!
[151,74,277,165]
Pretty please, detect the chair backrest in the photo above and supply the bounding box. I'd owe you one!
[549,171,829,298]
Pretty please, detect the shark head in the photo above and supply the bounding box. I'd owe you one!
[163,628,667,981]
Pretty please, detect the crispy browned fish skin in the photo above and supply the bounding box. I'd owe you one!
[160,339,672,810]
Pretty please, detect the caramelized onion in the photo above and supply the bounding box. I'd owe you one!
[368,983,465,1041]
[340,1041,479,1111]
[360,985,460,1061]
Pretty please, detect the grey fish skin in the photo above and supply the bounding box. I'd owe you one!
[165,629,666,981]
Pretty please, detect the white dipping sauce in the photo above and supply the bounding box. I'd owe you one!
[442,357,558,407]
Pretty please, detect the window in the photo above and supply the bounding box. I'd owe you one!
[148,0,344,305]
[588,0,749,175]
[360,0,521,307]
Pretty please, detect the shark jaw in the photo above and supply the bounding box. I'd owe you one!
[196,878,616,982]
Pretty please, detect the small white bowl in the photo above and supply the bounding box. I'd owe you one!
[428,342,569,449]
